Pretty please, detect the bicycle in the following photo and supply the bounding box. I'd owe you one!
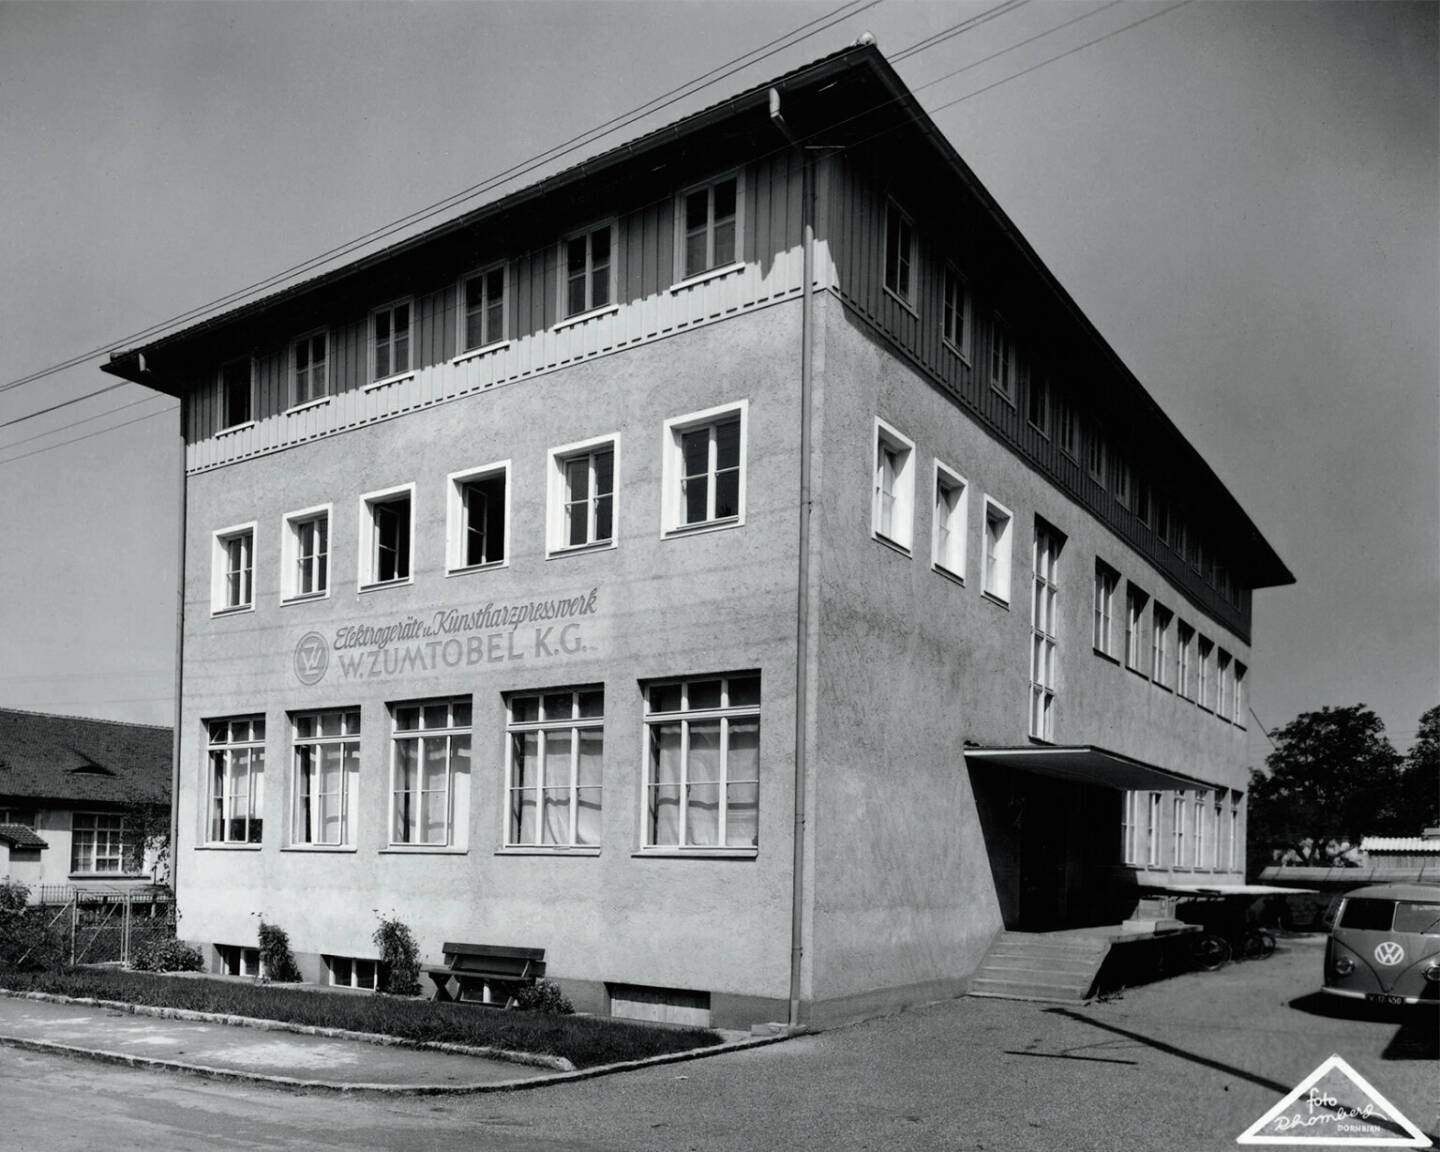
[1189,931,1232,971]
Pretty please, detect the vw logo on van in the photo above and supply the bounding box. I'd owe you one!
[1374,941,1405,966]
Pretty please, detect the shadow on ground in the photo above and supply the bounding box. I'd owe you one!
[1287,991,1440,1062]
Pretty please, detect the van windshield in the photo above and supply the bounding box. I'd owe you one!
[1337,898,1394,931]
[1393,902,1440,936]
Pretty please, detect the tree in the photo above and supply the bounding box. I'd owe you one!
[1247,704,1402,870]
[1386,705,1440,831]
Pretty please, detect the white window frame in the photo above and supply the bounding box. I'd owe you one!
[1234,663,1248,727]
[289,329,330,410]
[1176,622,1195,700]
[642,673,761,852]
[1112,453,1131,508]
[660,400,748,536]
[456,261,508,357]
[1146,792,1162,867]
[325,955,379,991]
[504,687,605,850]
[211,522,257,616]
[445,462,510,575]
[1192,790,1207,868]
[674,171,743,284]
[280,504,331,603]
[1229,795,1242,870]
[1093,562,1117,657]
[1121,793,1142,865]
[883,199,916,309]
[559,219,617,322]
[388,697,471,850]
[1198,637,1215,711]
[1172,794,1186,867]
[1124,583,1148,672]
[982,496,1014,604]
[872,418,916,552]
[358,483,415,591]
[368,298,414,387]
[218,356,256,433]
[990,317,1015,403]
[290,709,359,849]
[1218,650,1234,722]
[206,715,265,846]
[1151,603,1173,688]
[942,263,971,360]
[1212,791,1225,869]
[1057,394,1077,459]
[1027,373,1049,438]
[1029,522,1061,740]
[1087,422,1106,487]
[931,461,967,579]
[70,812,133,875]
[547,435,618,556]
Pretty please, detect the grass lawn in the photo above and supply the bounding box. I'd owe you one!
[0,968,723,1069]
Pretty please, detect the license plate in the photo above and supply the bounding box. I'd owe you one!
[1366,993,1406,1006]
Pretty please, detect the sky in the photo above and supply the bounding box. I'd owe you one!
[0,0,1435,768]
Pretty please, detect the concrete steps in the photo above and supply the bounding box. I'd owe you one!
[969,931,1112,1004]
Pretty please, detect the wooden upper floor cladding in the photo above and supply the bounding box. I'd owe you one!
[104,41,1292,634]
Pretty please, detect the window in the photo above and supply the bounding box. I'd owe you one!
[990,318,1015,401]
[1197,637,1215,710]
[1124,583,1148,672]
[1111,453,1131,508]
[291,330,328,407]
[1213,792,1225,869]
[217,945,261,977]
[219,357,253,430]
[1093,562,1117,657]
[282,506,330,601]
[0,810,37,828]
[1172,794,1186,866]
[1193,791,1208,868]
[982,497,1013,603]
[645,674,759,850]
[548,437,616,553]
[1030,523,1062,740]
[326,955,378,991]
[1146,792,1161,866]
[390,697,470,847]
[71,813,134,874]
[1151,603,1173,687]
[932,463,967,578]
[1234,664,1248,727]
[1176,622,1195,700]
[360,485,414,588]
[563,222,615,318]
[291,709,359,847]
[679,175,740,280]
[1057,394,1077,458]
[1027,375,1049,437]
[207,716,265,844]
[1134,475,1152,527]
[506,687,604,848]
[942,264,971,358]
[1229,795,1241,869]
[371,299,412,383]
[1087,422,1106,486]
[1155,498,1171,546]
[446,464,508,572]
[459,264,506,353]
[872,419,916,551]
[662,402,746,533]
[883,200,915,305]
[1218,650,1234,722]
[1121,793,1143,865]
[211,523,255,614]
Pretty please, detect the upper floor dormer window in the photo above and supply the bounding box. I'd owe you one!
[679,175,739,280]
[884,200,915,306]
[991,318,1015,403]
[460,264,506,353]
[372,300,412,382]
[292,330,328,408]
[942,264,971,359]
[219,357,253,431]
[563,223,614,318]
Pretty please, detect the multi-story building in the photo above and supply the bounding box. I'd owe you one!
[106,42,1291,1028]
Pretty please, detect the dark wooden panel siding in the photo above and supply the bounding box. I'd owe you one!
[824,155,1252,642]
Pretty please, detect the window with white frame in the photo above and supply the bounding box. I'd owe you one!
[506,687,603,848]
[645,674,759,850]
[390,698,470,847]
[942,264,971,358]
[990,318,1015,401]
[883,200,915,305]
[1027,375,1049,437]
[1197,636,1215,710]
[281,506,329,601]
[1122,793,1145,865]
[326,955,378,991]
[1229,794,1241,869]
[71,812,134,874]
[563,222,614,318]
[548,437,616,553]
[1093,562,1117,657]
[292,330,328,407]
[1111,453,1131,508]
[1029,522,1062,740]
[360,485,413,588]
[1125,583,1148,672]
[1218,650,1233,722]
[982,497,1013,603]
[1212,791,1225,869]
[1172,793,1186,866]
[679,175,740,280]
[1234,663,1248,726]
[1193,790,1208,868]
[932,463,967,578]
[460,263,506,353]
[1146,792,1161,866]
[291,709,359,847]
[1087,422,1106,486]
[212,524,255,614]
[207,716,265,844]
[1176,621,1195,700]
[662,402,746,533]
[371,299,412,382]
[872,419,915,551]
[219,357,253,430]
[446,464,508,572]
[1057,394,1077,458]
[1151,603,1172,687]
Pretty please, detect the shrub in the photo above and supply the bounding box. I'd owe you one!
[257,920,302,983]
[129,938,204,973]
[0,881,65,972]
[372,915,420,996]
[513,977,573,1015]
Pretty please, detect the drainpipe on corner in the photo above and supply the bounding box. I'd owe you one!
[168,392,186,902]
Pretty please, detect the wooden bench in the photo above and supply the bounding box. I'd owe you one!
[421,942,546,1007]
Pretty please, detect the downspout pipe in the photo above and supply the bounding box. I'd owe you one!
[168,392,186,897]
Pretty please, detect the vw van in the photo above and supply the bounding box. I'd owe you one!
[1323,883,1440,1006]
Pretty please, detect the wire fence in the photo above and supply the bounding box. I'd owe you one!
[26,887,176,966]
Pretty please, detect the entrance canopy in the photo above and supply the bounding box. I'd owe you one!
[964,745,1213,792]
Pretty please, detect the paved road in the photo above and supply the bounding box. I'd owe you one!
[1,935,1433,1152]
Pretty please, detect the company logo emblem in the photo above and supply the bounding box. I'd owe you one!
[1237,1053,1430,1146]
[293,631,330,686]
[1374,942,1405,967]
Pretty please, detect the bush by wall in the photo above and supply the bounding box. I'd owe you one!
[257,920,302,983]
[129,938,205,973]
[514,977,574,1014]
[0,881,64,972]
[372,915,420,996]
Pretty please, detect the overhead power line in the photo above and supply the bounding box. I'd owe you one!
[0,402,177,469]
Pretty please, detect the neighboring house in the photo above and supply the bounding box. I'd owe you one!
[0,708,172,896]
[103,43,1291,1028]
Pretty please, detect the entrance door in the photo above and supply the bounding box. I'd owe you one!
[1018,783,1069,929]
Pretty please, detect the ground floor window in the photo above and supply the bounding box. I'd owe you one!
[326,955,378,990]
[207,716,265,843]
[292,709,359,846]
[390,697,470,846]
[217,944,260,977]
[506,687,603,848]
[70,812,134,874]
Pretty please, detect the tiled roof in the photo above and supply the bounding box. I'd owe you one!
[0,709,171,807]
[0,824,48,849]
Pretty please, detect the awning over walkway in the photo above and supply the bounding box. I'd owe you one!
[963,745,1213,792]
